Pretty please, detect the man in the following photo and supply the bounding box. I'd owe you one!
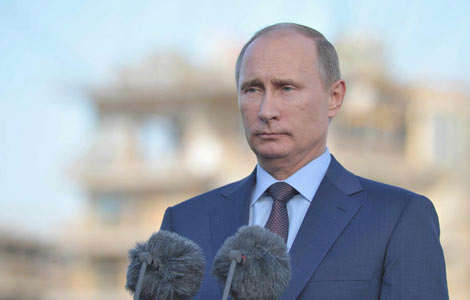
[160,23,448,299]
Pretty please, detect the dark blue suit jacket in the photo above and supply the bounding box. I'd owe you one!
[160,156,448,299]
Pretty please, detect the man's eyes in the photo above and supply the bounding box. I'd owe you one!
[242,85,295,93]
[281,86,294,92]
[244,87,259,94]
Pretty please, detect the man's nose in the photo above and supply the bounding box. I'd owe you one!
[258,91,280,122]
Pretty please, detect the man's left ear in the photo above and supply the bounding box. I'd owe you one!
[327,79,346,118]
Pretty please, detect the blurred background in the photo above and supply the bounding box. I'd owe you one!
[0,0,468,299]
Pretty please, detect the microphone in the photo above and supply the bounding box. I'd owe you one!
[211,225,291,300]
[126,230,206,300]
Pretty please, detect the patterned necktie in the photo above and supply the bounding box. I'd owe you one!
[264,182,298,243]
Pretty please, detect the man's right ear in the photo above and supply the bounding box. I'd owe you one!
[327,79,346,119]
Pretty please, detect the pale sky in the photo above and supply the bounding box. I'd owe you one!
[0,0,468,239]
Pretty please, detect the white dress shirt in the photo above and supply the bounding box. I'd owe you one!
[249,148,331,251]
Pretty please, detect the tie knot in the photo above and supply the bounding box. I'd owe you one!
[267,182,298,203]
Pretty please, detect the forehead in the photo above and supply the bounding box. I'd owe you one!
[240,29,318,79]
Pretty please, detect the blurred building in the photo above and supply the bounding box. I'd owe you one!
[331,34,469,299]
[45,50,254,300]
[3,35,465,300]
[0,230,58,300]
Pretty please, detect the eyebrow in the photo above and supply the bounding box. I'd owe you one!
[239,78,304,91]
[239,79,264,91]
[271,78,300,88]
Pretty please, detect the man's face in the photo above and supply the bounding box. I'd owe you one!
[238,30,342,172]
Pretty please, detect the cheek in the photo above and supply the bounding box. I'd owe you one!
[239,101,259,125]
[290,101,328,133]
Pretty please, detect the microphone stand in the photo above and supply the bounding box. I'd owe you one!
[221,250,243,300]
[134,252,154,300]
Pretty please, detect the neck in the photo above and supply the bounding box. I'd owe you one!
[258,147,326,180]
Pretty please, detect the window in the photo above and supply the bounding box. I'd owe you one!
[95,194,123,225]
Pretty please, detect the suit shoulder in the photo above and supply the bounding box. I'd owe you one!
[353,175,440,235]
[356,175,434,209]
[358,176,420,197]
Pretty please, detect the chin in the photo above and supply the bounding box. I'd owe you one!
[253,148,289,160]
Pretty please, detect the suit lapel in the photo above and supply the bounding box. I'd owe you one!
[207,157,364,300]
[281,156,364,300]
[209,169,255,255]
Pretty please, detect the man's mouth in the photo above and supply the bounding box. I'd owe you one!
[256,132,286,138]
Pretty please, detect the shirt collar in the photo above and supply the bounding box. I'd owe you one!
[251,148,331,206]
